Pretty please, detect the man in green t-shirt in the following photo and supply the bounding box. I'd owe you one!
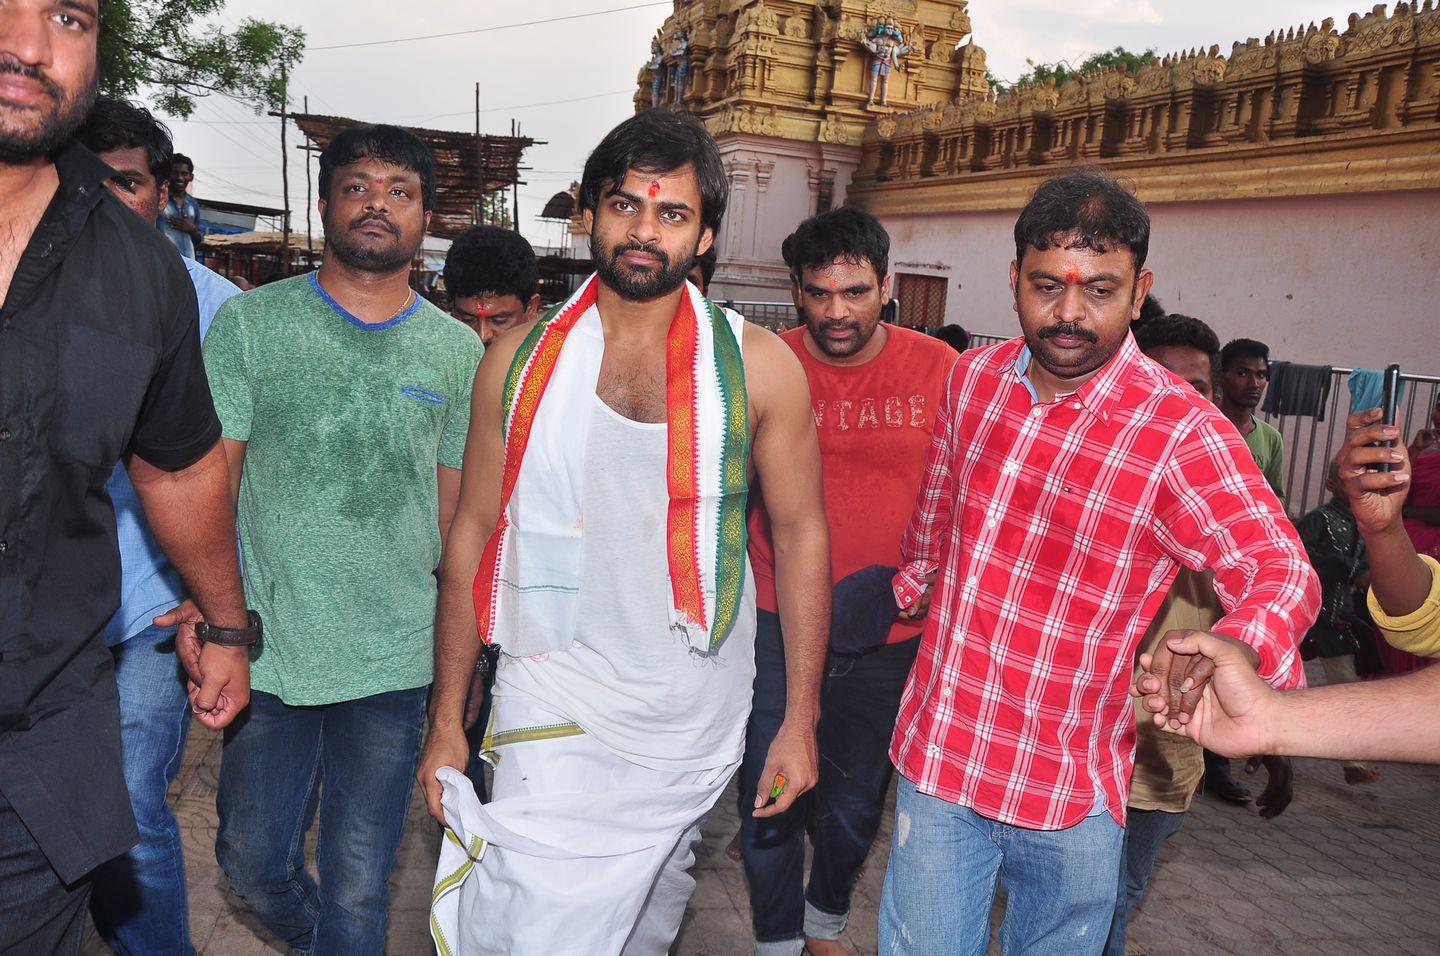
[1208,336,1288,805]
[202,124,483,955]
[1220,337,1287,507]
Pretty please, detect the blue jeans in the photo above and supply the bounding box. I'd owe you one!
[738,610,920,954]
[879,777,1123,956]
[90,625,194,956]
[1102,808,1186,956]
[215,686,428,956]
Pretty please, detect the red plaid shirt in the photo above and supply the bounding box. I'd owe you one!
[892,335,1318,829]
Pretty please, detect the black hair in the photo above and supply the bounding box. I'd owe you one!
[692,245,717,287]
[934,325,971,353]
[444,226,539,302]
[579,109,727,238]
[1220,338,1271,372]
[77,97,173,181]
[171,152,193,172]
[780,206,890,282]
[1134,314,1221,371]
[1133,293,1165,328]
[318,124,438,211]
[1014,168,1150,271]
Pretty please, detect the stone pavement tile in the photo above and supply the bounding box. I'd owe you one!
[671,904,752,956]
[688,870,738,910]
[79,710,1440,956]
[195,907,285,955]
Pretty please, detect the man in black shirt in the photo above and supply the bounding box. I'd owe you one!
[0,4,253,953]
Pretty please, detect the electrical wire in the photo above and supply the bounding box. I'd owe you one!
[307,1,669,51]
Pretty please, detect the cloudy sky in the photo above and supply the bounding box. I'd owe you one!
[166,0,1348,247]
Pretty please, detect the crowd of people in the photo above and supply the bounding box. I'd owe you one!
[3,5,1440,956]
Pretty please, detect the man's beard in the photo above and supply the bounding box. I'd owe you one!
[1023,319,1108,379]
[808,317,878,359]
[0,57,98,164]
[591,233,693,302]
[324,213,419,273]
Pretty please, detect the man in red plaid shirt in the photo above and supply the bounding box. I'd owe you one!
[878,170,1319,955]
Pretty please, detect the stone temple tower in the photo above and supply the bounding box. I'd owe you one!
[636,0,990,297]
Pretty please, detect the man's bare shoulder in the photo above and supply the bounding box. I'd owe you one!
[480,318,541,375]
[740,320,800,372]
[740,320,808,417]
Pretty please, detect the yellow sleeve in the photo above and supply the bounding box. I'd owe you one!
[1368,554,1440,659]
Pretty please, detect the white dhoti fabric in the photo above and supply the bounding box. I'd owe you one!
[430,693,737,956]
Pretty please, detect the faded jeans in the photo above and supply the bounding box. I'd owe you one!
[879,777,1122,955]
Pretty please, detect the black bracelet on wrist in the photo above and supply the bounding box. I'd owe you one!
[197,611,263,648]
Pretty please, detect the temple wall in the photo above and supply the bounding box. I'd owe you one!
[708,135,863,300]
[877,187,1440,369]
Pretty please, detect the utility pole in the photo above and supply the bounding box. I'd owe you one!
[304,95,313,269]
[474,81,482,225]
[512,119,520,233]
[279,64,291,275]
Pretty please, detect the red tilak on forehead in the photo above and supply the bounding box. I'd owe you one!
[648,180,661,198]
[828,278,838,288]
[1062,264,1084,285]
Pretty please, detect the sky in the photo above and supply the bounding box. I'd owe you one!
[164,0,1350,249]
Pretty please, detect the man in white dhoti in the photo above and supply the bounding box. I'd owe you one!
[419,108,832,956]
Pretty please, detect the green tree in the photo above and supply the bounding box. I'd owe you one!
[482,192,514,231]
[98,0,305,117]
[996,46,1157,92]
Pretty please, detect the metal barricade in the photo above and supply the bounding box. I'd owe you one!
[1262,368,1440,519]
[967,331,1010,349]
[721,300,798,332]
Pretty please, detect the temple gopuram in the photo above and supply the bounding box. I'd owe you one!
[628,0,1439,370]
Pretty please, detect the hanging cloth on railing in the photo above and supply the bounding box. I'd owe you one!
[1262,361,1333,420]
[1347,368,1406,416]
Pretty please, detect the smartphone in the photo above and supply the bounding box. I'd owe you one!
[1377,363,1402,473]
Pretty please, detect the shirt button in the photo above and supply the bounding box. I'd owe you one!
[967,575,978,587]
[987,518,997,528]
[1031,407,1043,416]
[1072,401,1082,410]
[0,426,10,441]
[0,540,8,553]
[941,686,952,698]
[927,744,942,755]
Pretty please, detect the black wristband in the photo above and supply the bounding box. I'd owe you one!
[197,611,263,648]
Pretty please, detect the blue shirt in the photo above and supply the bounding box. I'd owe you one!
[157,194,200,259]
[102,258,242,645]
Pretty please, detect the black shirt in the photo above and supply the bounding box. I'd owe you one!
[0,143,221,882]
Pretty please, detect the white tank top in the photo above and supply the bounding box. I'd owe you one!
[494,396,757,772]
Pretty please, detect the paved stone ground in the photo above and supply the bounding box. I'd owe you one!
[84,672,1440,954]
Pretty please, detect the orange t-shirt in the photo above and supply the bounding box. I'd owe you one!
[749,324,958,644]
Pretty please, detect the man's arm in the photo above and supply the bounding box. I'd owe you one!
[438,466,462,551]
[745,324,829,819]
[1138,629,1440,764]
[1146,415,1319,716]
[128,262,248,729]
[894,362,959,619]
[416,331,516,823]
[1339,410,1432,616]
[128,441,249,729]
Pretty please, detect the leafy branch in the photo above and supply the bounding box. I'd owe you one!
[98,0,305,117]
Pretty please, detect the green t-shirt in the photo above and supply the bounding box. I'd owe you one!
[203,273,483,705]
[1244,417,1286,505]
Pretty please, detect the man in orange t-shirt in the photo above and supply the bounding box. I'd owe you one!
[739,208,958,956]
